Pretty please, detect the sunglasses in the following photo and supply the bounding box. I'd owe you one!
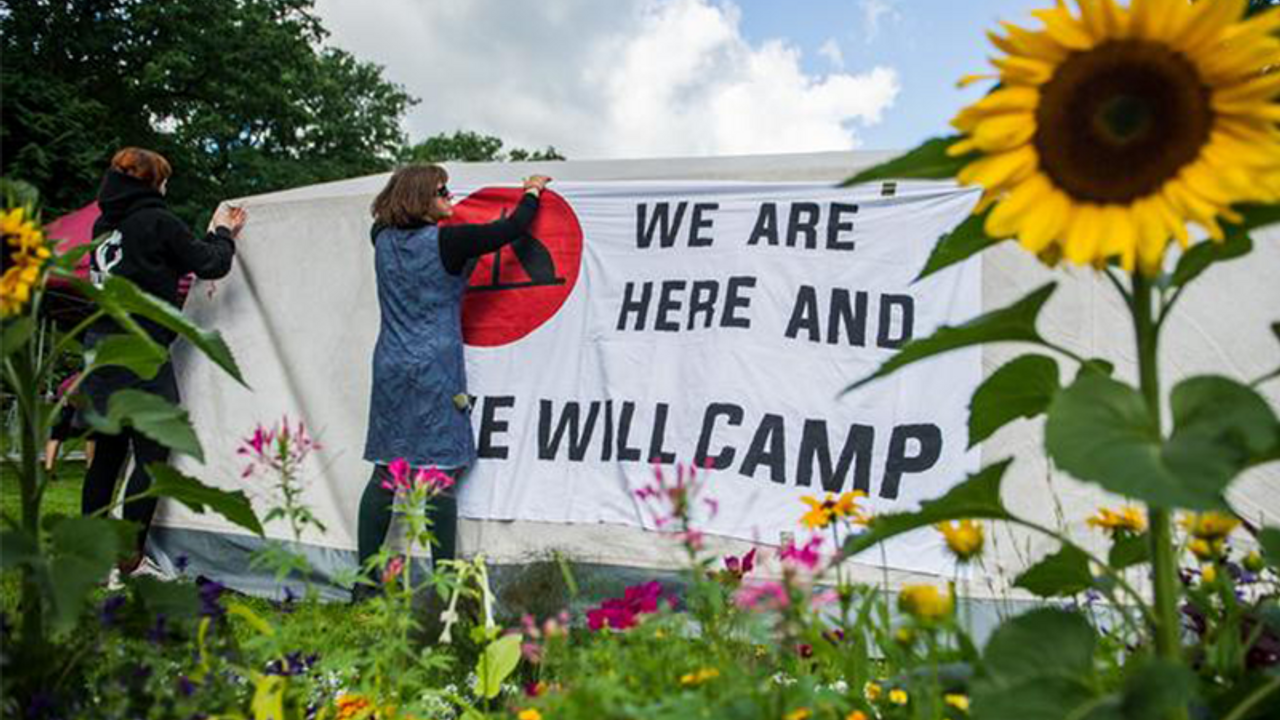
[436,185,452,200]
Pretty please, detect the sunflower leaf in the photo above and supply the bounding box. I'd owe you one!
[1108,532,1150,569]
[841,136,974,186]
[1169,224,1252,287]
[841,459,1013,559]
[843,283,1056,394]
[968,353,1060,448]
[1045,374,1241,509]
[915,209,1002,282]
[1013,544,1093,597]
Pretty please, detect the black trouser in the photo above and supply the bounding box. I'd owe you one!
[357,465,459,577]
[81,428,170,554]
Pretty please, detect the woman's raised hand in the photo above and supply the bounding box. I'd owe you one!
[213,205,248,237]
[523,175,552,194]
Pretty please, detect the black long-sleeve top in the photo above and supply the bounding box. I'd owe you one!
[371,192,540,275]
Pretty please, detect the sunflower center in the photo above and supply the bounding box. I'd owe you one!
[1033,40,1212,204]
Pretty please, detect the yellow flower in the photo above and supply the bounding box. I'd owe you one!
[335,694,373,720]
[899,584,954,621]
[936,519,985,561]
[1244,550,1265,573]
[945,693,971,712]
[864,681,882,701]
[517,709,543,720]
[0,206,50,318]
[1201,563,1217,584]
[1181,511,1240,541]
[949,0,1280,275]
[1087,507,1146,535]
[679,667,720,686]
[802,491,870,529]
[889,688,909,705]
[1188,537,1224,561]
[845,712,869,720]
[784,709,812,720]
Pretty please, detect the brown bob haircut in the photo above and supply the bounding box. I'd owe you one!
[110,147,173,189]
[371,164,449,227]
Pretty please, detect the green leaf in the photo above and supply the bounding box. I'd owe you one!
[1260,527,1280,569]
[843,459,1013,558]
[86,275,245,386]
[915,209,1004,282]
[85,334,167,380]
[1120,659,1195,720]
[844,283,1057,394]
[973,677,1117,720]
[1,317,34,361]
[982,608,1097,685]
[132,575,200,621]
[1167,376,1280,469]
[841,136,973,185]
[473,633,522,700]
[968,354,1060,448]
[1045,374,1228,510]
[0,529,40,570]
[1108,532,1150,570]
[84,389,203,460]
[1170,223,1253,287]
[1013,544,1094,598]
[142,464,264,536]
[46,517,131,631]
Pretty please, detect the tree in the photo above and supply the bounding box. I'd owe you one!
[1,0,416,225]
[402,130,565,164]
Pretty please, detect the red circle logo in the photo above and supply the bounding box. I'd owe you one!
[443,188,583,347]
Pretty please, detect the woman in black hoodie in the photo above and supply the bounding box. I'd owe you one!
[82,147,244,574]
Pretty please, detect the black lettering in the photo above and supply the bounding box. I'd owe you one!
[617,281,652,331]
[648,403,677,464]
[600,399,614,462]
[477,395,515,459]
[688,280,719,330]
[877,294,915,348]
[826,202,858,251]
[882,424,942,499]
[689,203,718,247]
[740,413,787,484]
[747,203,779,246]
[655,280,686,332]
[694,403,743,470]
[785,285,821,342]
[828,289,867,346]
[616,401,643,462]
[537,400,602,461]
[786,202,821,249]
[796,420,874,493]
[636,202,688,249]
[722,276,755,329]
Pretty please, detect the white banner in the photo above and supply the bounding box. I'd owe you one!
[453,180,982,573]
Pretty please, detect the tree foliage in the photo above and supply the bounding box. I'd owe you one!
[401,130,565,164]
[1,0,416,224]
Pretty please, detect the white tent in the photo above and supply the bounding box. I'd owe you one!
[150,151,1280,629]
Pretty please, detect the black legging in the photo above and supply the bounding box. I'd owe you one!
[80,428,170,554]
[357,465,459,577]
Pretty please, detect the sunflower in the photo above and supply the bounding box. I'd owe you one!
[1086,506,1146,535]
[0,207,50,318]
[950,0,1280,274]
[898,583,954,621]
[935,519,985,561]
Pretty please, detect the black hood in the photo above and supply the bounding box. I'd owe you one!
[96,170,166,230]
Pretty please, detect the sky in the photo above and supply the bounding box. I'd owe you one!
[314,0,1050,159]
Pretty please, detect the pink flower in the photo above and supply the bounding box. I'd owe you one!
[586,582,667,631]
[779,537,824,571]
[381,460,454,495]
[382,555,405,584]
[734,581,790,611]
[723,548,757,578]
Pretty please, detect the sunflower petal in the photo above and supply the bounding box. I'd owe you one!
[968,112,1037,152]
[985,174,1052,238]
[1062,203,1103,265]
[1033,6,1094,50]
[956,145,1038,191]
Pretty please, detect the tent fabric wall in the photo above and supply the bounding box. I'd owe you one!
[150,150,1280,610]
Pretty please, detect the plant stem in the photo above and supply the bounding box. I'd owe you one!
[1132,273,1182,663]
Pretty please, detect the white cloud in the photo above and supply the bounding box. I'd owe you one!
[315,0,899,158]
[858,0,901,44]
[818,38,845,70]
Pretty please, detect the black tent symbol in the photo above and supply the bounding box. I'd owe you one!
[465,208,567,293]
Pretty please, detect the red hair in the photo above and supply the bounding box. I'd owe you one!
[110,147,173,189]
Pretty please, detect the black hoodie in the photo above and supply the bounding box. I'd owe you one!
[91,170,237,343]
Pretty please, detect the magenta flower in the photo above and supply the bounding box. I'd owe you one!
[237,415,321,479]
[734,581,790,611]
[381,459,454,495]
[586,581,667,631]
[382,555,405,584]
[723,548,757,579]
[779,537,824,571]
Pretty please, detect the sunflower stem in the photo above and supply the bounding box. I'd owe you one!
[1132,273,1184,678]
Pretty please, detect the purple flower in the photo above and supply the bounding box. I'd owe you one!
[197,578,226,619]
[175,554,190,574]
[98,595,127,628]
[177,675,197,697]
[147,614,169,644]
